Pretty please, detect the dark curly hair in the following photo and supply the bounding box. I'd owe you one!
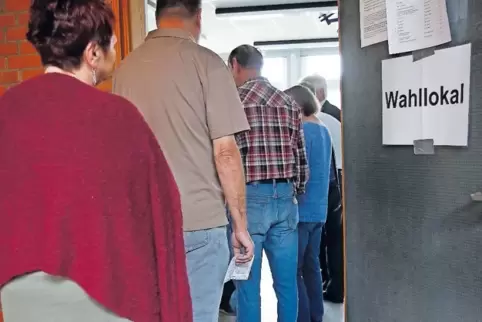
[26,0,115,70]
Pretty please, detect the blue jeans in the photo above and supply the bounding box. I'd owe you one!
[235,182,299,322]
[297,222,324,322]
[184,227,229,322]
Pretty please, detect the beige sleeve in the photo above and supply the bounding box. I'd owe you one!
[203,59,250,140]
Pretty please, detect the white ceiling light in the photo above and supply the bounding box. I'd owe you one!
[218,12,285,21]
[256,41,338,51]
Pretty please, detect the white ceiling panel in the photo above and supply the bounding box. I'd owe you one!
[146,0,338,55]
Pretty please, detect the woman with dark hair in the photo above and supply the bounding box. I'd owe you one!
[0,1,192,321]
[285,85,333,322]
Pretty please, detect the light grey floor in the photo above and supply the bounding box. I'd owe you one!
[220,254,344,322]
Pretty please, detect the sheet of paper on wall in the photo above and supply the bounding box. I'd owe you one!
[386,0,451,54]
[382,43,471,146]
[360,0,388,47]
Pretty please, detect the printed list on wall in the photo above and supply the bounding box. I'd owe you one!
[360,0,452,54]
[360,0,388,47]
[381,43,471,146]
[386,0,451,54]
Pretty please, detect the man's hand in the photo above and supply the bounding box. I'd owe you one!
[231,230,254,264]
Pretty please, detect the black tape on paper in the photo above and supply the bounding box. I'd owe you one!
[412,47,436,62]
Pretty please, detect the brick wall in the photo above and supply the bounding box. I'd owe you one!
[0,0,43,96]
[1,3,39,320]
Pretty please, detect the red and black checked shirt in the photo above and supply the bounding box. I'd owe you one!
[235,77,309,194]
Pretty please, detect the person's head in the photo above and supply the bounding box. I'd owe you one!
[155,0,202,42]
[300,74,327,103]
[285,85,321,117]
[228,45,263,87]
[27,0,117,86]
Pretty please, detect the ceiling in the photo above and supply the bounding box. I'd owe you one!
[146,0,339,55]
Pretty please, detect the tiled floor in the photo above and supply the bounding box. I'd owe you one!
[220,254,344,322]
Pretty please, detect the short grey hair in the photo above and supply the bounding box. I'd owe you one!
[299,74,328,97]
[228,45,264,71]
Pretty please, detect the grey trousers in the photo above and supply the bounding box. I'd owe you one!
[184,226,230,322]
[0,272,131,322]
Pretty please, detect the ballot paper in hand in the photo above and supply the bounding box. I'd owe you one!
[223,256,255,283]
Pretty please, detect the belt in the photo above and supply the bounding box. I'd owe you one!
[247,178,292,185]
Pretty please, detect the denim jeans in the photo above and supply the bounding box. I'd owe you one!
[297,222,324,322]
[184,226,229,322]
[235,182,299,322]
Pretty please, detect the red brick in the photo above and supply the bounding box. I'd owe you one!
[0,71,19,84]
[0,14,16,27]
[6,26,28,41]
[5,0,32,12]
[17,12,31,25]
[0,57,6,69]
[0,43,18,56]
[0,86,6,96]
[19,41,36,54]
[7,55,41,69]
[21,68,44,80]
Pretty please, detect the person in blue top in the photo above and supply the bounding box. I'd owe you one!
[285,85,334,322]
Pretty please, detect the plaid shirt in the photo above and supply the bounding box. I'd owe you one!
[235,77,309,194]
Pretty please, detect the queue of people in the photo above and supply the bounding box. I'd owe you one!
[227,45,308,322]
[300,76,345,304]
[0,1,342,322]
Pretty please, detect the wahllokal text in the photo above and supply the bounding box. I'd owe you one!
[385,84,465,109]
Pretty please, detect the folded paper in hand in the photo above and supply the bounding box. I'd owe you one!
[223,256,255,283]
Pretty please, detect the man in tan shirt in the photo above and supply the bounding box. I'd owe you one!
[112,0,254,321]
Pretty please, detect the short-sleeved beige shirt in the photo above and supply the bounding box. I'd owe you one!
[113,29,250,231]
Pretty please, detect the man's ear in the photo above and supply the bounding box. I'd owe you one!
[316,88,325,101]
[195,9,202,27]
[232,58,241,73]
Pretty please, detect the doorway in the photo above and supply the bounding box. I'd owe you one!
[142,0,344,321]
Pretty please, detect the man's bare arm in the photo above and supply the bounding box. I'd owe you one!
[213,135,247,232]
[214,135,253,262]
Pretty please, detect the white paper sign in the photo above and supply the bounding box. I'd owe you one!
[223,256,255,283]
[382,44,471,146]
[386,0,451,54]
[360,0,388,47]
